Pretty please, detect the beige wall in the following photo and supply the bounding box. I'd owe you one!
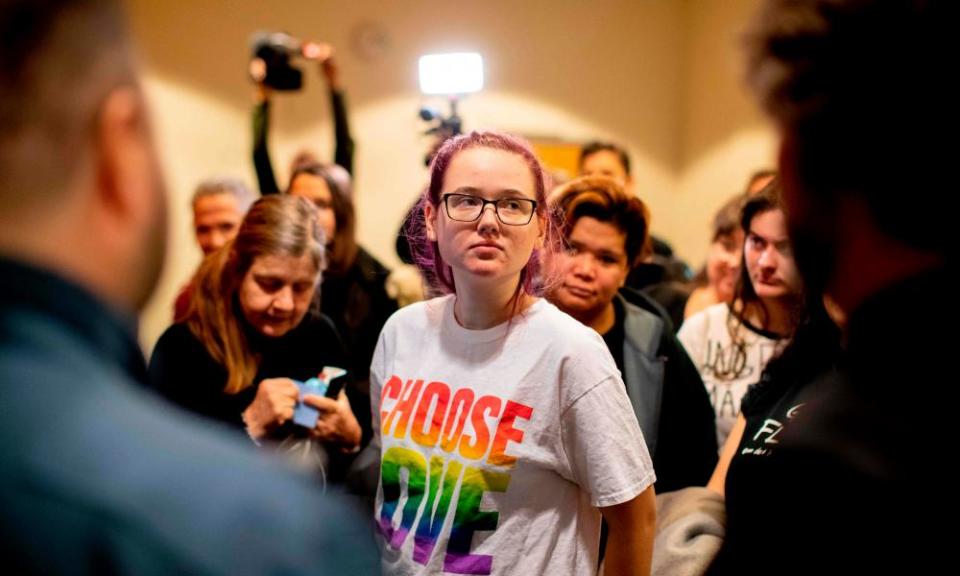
[129,0,772,352]
[673,0,776,264]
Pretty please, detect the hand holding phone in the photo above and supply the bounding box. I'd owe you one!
[292,366,347,428]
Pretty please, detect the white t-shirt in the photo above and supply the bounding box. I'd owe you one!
[370,295,655,576]
[678,303,785,449]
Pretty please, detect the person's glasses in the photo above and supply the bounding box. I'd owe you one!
[441,193,537,226]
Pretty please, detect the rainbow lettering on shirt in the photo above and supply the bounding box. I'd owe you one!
[377,376,533,575]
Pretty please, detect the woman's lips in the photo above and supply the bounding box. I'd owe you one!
[564,284,594,298]
[470,241,503,251]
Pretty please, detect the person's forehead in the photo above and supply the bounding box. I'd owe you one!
[291,172,330,190]
[290,173,333,201]
[449,147,530,173]
[748,211,789,242]
[250,253,317,277]
[194,193,240,215]
[581,150,626,173]
[444,148,536,196]
[570,216,627,252]
[715,229,744,243]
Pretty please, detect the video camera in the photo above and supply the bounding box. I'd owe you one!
[249,31,316,91]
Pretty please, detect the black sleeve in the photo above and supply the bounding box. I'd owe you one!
[252,100,281,195]
[147,324,198,400]
[739,375,776,418]
[311,314,374,489]
[330,88,355,176]
[147,324,243,429]
[652,331,719,492]
[356,251,398,385]
[317,314,372,451]
[708,440,892,574]
[641,282,690,335]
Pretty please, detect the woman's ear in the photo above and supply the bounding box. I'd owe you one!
[424,202,438,242]
[535,215,546,249]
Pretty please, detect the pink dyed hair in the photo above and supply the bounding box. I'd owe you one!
[406,131,562,304]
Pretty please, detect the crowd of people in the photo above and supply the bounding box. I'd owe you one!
[1,0,952,575]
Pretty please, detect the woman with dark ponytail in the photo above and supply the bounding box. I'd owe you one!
[679,180,804,449]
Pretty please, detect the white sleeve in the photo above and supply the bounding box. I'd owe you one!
[561,376,656,508]
[677,312,707,369]
[368,326,388,451]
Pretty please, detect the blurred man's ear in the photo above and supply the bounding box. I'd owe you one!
[95,85,153,221]
[93,84,167,311]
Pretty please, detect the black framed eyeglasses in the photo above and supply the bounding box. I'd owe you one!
[441,193,538,226]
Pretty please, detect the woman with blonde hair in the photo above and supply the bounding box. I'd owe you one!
[149,195,366,484]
